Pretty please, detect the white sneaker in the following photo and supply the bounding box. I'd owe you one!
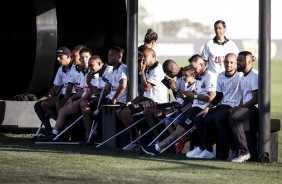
[186,147,203,158]
[231,152,251,163]
[122,142,139,151]
[196,150,215,159]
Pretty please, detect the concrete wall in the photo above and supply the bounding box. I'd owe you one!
[0,100,55,128]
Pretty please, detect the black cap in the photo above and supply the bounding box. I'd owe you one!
[56,46,71,56]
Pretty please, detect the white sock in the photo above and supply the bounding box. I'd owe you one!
[155,144,161,151]
[52,129,58,135]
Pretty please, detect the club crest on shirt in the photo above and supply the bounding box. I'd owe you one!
[201,82,206,88]
[232,82,239,89]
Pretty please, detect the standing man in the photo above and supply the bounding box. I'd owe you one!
[201,20,240,75]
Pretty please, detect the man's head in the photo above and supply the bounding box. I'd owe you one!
[188,54,207,76]
[237,51,256,73]
[79,47,92,69]
[88,55,104,74]
[214,20,226,39]
[182,65,196,83]
[72,45,86,67]
[142,48,156,68]
[108,46,124,66]
[224,53,237,73]
[56,46,72,66]
[162,59,180,78]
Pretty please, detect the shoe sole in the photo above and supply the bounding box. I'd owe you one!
[231,154,251,163]
[141,146,158,156]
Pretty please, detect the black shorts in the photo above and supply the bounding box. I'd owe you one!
[179,106,202,130]
[128,98,158,115]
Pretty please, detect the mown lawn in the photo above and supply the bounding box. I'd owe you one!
[0,132,281,184]
[0,61,281,183]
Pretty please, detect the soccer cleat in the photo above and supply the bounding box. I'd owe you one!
[141,145,161,156]
[195,150,215,159]
[186,146,203,158]
[231,151,251,163]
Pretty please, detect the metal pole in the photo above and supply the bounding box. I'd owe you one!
[126,0,138,101]
[258,0,271,163]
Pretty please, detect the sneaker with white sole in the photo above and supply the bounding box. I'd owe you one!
[231,151,251,163]
[196,150,215,159]
[186,147,204,158]
[141,145,161,156]
[122,142,139,151]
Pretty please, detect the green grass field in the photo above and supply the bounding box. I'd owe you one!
[0,61,281,183]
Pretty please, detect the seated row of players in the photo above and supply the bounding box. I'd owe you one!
[34,44,258,163]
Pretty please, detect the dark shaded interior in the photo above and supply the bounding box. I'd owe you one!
[0,0,127,100]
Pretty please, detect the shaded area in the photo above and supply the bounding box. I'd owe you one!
[0,0,127,99]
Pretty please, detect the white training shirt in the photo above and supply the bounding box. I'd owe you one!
[143,62,168,103]
[240,68,258,107]
[53,66,73,95]
[79,71,99,97]
[106,63,128,104]
[96,65,113,89]
[217,71,243,107]
[201,39,240,74]
[192,70,217,109]
[176,77,196,104]
[67,65,84,93]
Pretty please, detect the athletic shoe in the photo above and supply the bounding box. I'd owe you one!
[175,142,184,155]
[186,146,203,158]
[36,132,56,142]
[79,137,96,147]
[231,151,251,163]
[196,150,215,159]
[122,142,139,151]
[141,145,161,156]
[227,150,238,161]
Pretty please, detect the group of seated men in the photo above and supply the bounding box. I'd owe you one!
[33,44,258,163]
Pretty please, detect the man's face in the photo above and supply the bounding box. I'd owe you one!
[142,52,154,67]
[214,23,226,38]
[164,64,178,78]
[88,59,101,73]
[73,51,82,65]
[108,50,120,65]
[237,55,247,72]
[224,55,237,72]
[57,54,70,66]
[190,58,203,75]
[80,52,91,68]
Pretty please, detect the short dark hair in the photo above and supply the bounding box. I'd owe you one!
[239,51,256,61]
[214,20,226,28]
[79,47,92,55]
[188,54,202,63]
[110,46,124,55]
